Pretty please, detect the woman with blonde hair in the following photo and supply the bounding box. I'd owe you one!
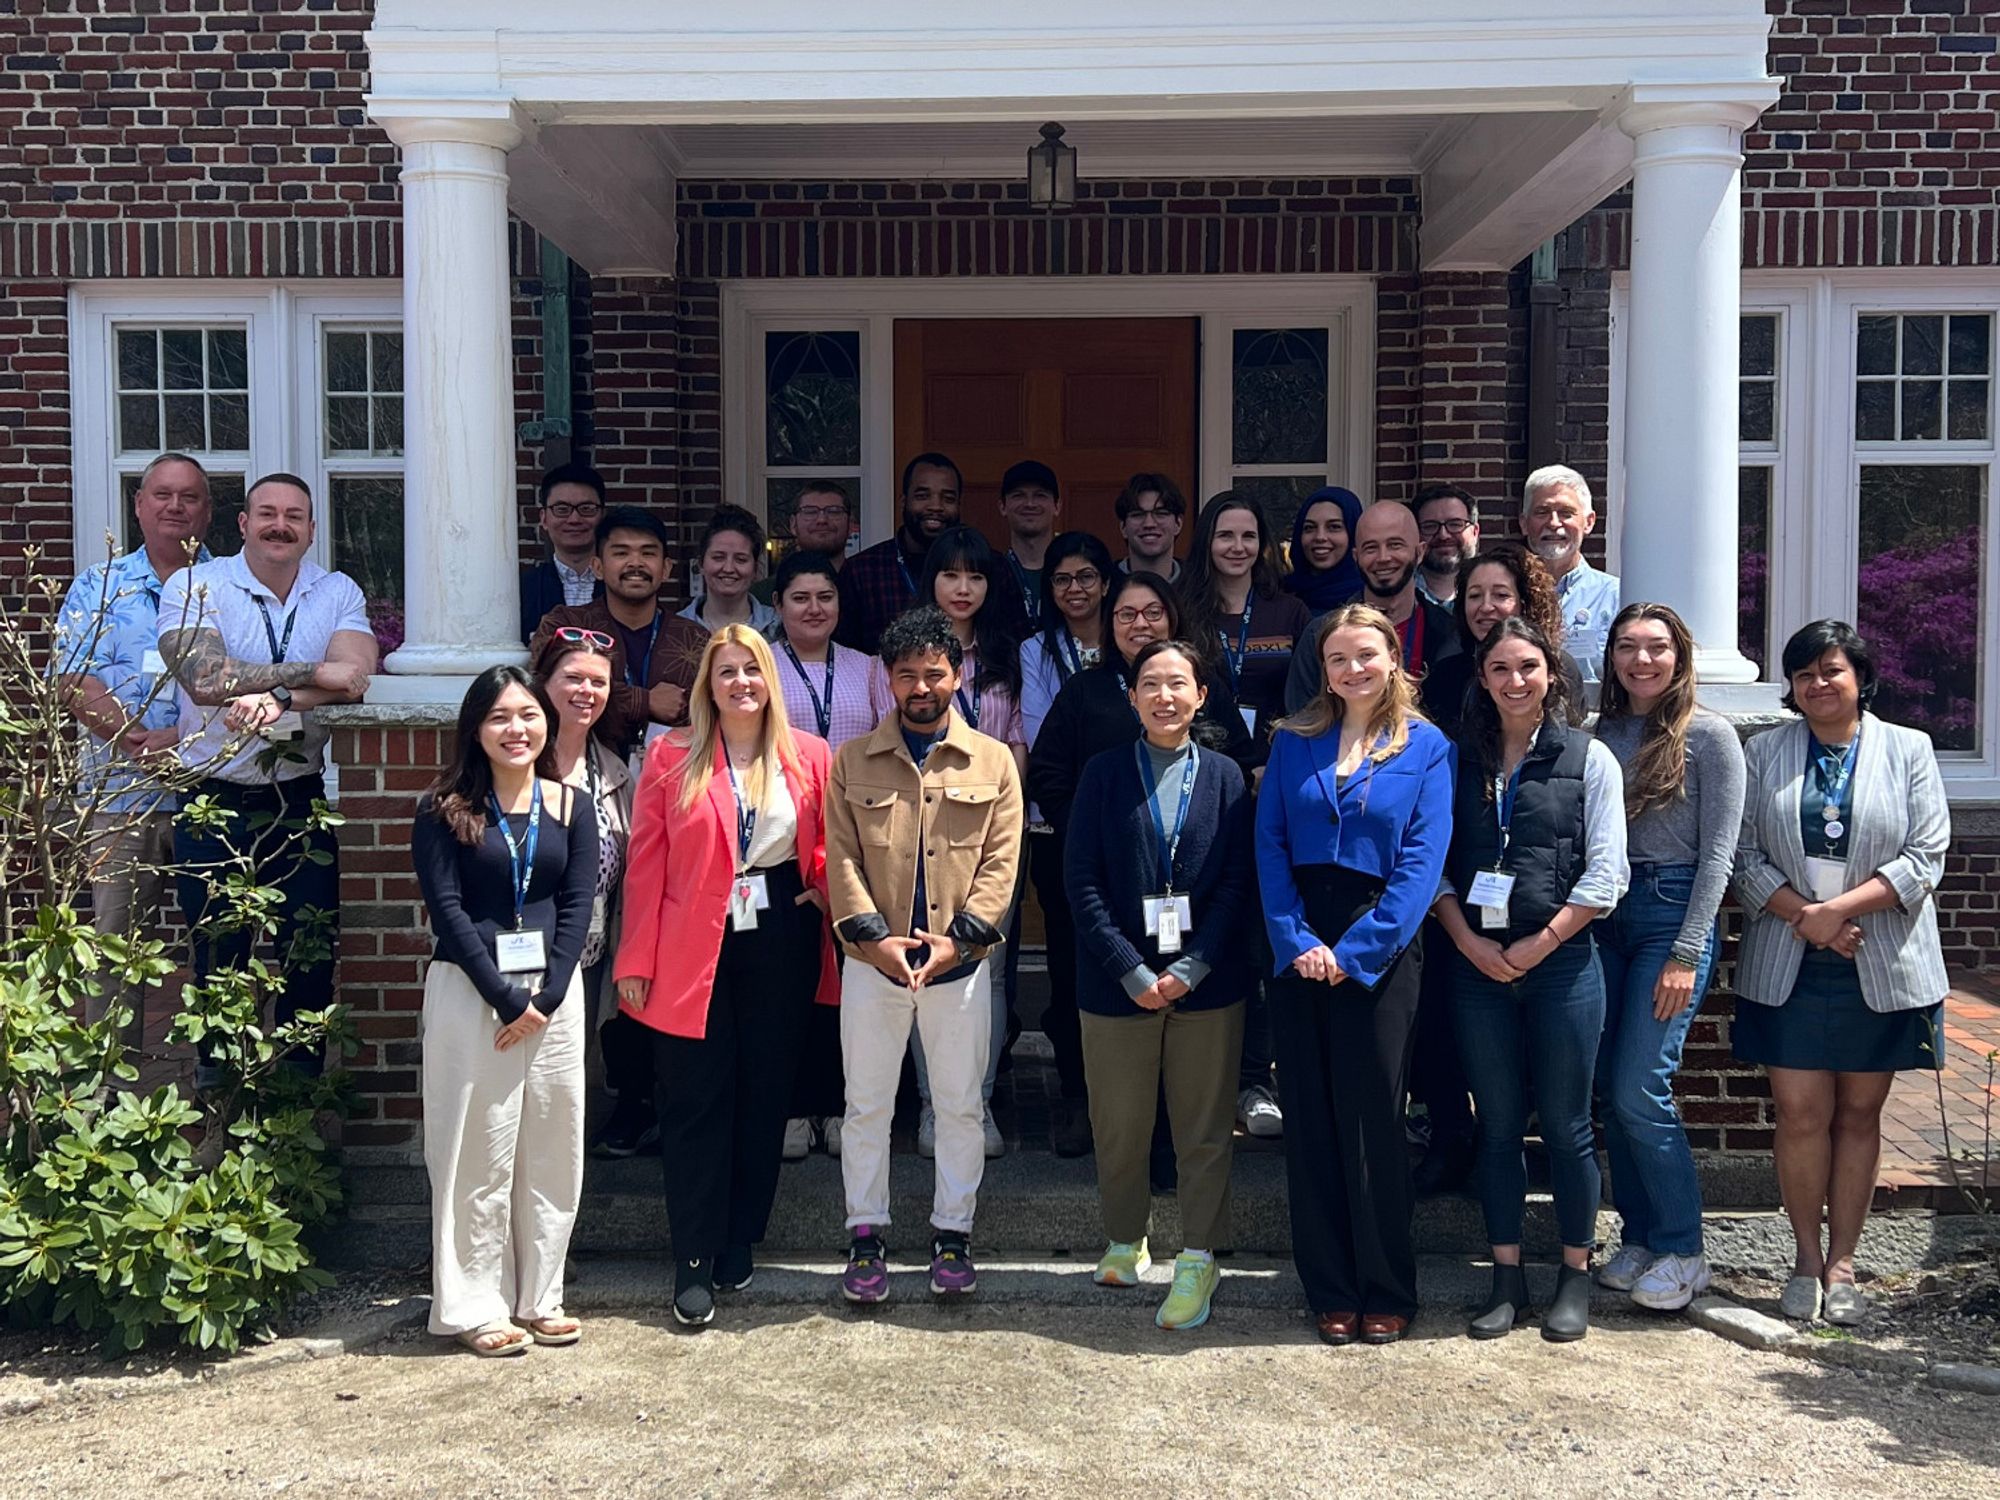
[614,624,840,1329]
[1256,603,1455,1346]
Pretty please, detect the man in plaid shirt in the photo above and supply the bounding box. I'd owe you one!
[836,452,962,654]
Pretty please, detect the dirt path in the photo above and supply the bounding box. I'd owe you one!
[2,1306,1995,1498]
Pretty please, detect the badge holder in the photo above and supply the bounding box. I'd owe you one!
[495,927,547,999]
[728,871,771,932]
[1467,868,1516,933]
[1802,855,1849,904]
[1143,893,1194,954]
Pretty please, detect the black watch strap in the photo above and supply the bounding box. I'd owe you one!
[269,684,294,711]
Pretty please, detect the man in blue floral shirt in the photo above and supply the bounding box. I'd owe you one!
[54,452,213,1054]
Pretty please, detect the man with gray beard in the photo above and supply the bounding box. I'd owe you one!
[1520,464,1620,683]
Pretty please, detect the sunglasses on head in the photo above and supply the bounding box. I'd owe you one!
[553,627,615,653]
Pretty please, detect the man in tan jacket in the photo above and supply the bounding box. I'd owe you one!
[825,606,1023,1303]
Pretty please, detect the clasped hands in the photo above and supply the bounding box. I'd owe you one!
[1790,901,1863,960]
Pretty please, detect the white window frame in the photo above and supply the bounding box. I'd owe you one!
[70,281,402,575]
[720,275,1377,546]
[1610,269,2000,799]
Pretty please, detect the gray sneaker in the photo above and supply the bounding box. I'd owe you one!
[981,1104,1005,1158]
[916,1104,937,1159]
[1631,1252,1711,1310]
[1236,1085,1283,1139]
[1596,1242,1654,1292]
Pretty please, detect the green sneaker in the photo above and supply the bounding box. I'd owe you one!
[1155,1253,1219,1330]
[1094,1238,1152,1288]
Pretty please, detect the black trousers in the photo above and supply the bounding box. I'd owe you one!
[787,978,846,1119]
[1030,827,1086,1100]
[651,862,819,1260]
[1271,865,1422,1319]
[1409,918,1475,1144]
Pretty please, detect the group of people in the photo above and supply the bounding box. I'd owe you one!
[57,447,1954,1361]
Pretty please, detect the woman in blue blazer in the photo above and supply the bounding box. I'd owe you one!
[1066,640,1255,1333]
[1257,603,1454,1346]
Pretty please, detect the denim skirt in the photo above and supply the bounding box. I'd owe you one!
[1733,949,1943,1073]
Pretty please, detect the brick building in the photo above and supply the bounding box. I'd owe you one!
[1,1,1996,1176]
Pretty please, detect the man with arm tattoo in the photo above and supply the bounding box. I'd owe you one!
[157,472,377,1088]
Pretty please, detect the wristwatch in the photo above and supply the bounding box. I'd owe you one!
[268,684,294,712]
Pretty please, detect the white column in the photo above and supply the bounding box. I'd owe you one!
[1616,95,1770,685]
[378,108,527,676]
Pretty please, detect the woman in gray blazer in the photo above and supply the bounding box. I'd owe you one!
[1733,620,1950,1328]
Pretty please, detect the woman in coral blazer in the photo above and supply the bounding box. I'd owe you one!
[614,624,839,1329]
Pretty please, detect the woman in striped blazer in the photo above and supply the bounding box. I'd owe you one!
[1733,620,1951,1328]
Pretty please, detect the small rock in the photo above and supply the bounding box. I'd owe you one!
[1931,1363,2000,1397]
[1689,1295,1798,1352]
[335,1392,359,1402]
[1918,1273,1943,1295]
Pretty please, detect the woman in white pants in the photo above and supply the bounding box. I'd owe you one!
[412,665,599,1356]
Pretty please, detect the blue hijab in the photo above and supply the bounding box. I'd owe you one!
[1284,486,1364,612]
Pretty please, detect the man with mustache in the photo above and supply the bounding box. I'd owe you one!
[157,472,377,1088]
[824,606,1023,1303]
[1520,464,1620,684]
[835,453,962,654]
[530,505,705,758]
[1283,500,1465,715]
[1413,482,1481,609]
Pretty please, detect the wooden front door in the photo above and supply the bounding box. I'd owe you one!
[892,317,1199,553]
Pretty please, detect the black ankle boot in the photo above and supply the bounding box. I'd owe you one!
[1542,1264,1592,1343]
[1468,1263,1531,1340]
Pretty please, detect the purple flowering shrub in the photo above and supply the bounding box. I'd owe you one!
[1858,525,1979,750]
[367,600,406,658]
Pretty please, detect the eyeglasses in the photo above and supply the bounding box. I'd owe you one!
[794,504,849,523]
[1417,516,1474,539]
[1052,568,1102,591]
[552,627,615,652]
[1112,603,1169,627]
[545,501,604,520]
[1126,506,1180,523]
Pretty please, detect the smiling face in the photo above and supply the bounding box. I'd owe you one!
[1522,483,1596,573]
[999,482,1059,545]
[540,481,602,555]
[546,649,612,735]
[888,647,962,731]
[1110,583,1171,662]
[701,527,758,604]
[932,564,989,625]
[1130,648,1206,745]
[1790,647,1863,730]
[1121,491,1182,566]
[778,570,840,650]
[596,526,667,604]
[1416,494,1478,575]
[1353,504,1419,601]
[1611,617,1678,709]
[133,458,213,561]
[1297,499,1350,572]
[479,682,548,772]
[790,486,851,554]
[1321,622,1396,712]
[901,463,962,545]
[1207,505,1260,584]
[1462,561,1522,643]
[1049,555,1105,628]
[708,641,769,724]
[1481,636,1551,727]
[238,480,314,569]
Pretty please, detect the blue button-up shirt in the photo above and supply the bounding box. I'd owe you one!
[54,544,210,813]
[1554,557,1621,684]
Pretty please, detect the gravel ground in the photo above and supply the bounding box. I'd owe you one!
[2,1305,1997,1499]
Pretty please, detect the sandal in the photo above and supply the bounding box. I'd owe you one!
[517,1313,582,1346]
[455,1322,530,1358]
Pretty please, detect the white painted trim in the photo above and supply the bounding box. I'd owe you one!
[720,275,1377,545]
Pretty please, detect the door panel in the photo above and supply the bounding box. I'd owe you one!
[893,317,1198,552]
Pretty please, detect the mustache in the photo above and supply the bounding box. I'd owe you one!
[259,529,299,544]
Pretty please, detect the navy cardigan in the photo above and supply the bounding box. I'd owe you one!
[1063,741,1256,1018]
[1255,718,1456,987]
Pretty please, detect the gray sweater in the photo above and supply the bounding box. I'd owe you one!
[1594,709,1747,963]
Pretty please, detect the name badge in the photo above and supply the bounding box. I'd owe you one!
[1468,868,1515,932]
[141,648,169,677]
[495,928,547,973]
[1143,893,1193,954]
[1238,706,1258,737]
[729,871,771,932]
[1802,855,1849,905]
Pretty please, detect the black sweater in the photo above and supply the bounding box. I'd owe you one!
[411,786,599,1022]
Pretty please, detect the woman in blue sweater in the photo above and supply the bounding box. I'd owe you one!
[1257,603,1455,1347]
[1065,639,1256,1332]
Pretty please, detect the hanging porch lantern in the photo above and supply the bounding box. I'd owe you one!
[1026,122,1077,210]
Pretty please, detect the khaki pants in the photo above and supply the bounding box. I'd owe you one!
[421,960,585,1336]
[87,807,177,1056]
[1080,1001,1244,1251]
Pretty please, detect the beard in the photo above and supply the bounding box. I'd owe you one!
[1529,536,1575,569]
[1423,542,1468,576]
[1364,560,1417,600]
[900,693,947,726]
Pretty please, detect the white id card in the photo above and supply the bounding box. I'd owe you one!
[141,648,168,677]
[728,871,771,931]
[1803,855,1850,904]
[1238,706,1258,737]
[1468,868,1516,931]
[1143,893,1193,952]
[495,928,547,973]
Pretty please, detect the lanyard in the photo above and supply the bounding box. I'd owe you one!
[1809,731,1859,817]
[725,758,757,872]
[1492,765,1522,864]
[251,593,297,664]
[783,640,837,738]
[1220,599,1255,688]
[955,648,981,729]
[489,780,543,929]
[624,613,662,689]
[1057,629,1085,678]
[1009,552,1040,622]
[1135,741,1199,894]
[895,549,919,601]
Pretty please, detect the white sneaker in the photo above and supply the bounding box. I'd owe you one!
[821,1115,843,1158]
[781,1117,812,1161]
[1823,1281,1869,1326]
[1236,1086,1283,1139]
[1630,1252,1711,1310]
[917,1104,937,1159]
[981,1104,1005,1158]
[1596,1242,1655,1292]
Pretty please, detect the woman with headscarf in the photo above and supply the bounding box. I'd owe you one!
[1282,487,1365,615]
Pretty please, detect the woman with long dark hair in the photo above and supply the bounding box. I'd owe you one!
[412,665,599,1356]
[1434,617,1628,1343]
[1589,603,1744,1310]
[1421,542,1584,744]
[1281,485,1364,613]
[1180,491,1312,739]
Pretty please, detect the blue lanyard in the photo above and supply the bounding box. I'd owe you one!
[625,612,662,688]
[1057,629,1084,678]
[251,594,297,664]
[1492,766,1522,862]
[725,758,757,871]
[954,648,980,729]
[1135,741,1199,893]
[783,639,836,738]
[1009,552,1040,622]
[1809,731,1859,817]
[489,780,542,929]
[895,550,919,600]
[1219,599,1254,688]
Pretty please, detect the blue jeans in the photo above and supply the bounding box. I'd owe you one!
[1594,863,1716,1257]
[1454,934,1606,1248]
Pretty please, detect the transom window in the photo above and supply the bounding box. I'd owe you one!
[1855,313,1990,444]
